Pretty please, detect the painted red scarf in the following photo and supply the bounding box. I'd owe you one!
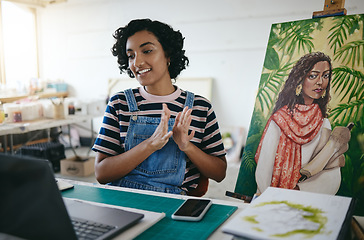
[255,104,323,189]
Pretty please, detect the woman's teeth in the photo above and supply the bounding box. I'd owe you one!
[138,69,151,74]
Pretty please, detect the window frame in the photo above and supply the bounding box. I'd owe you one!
[0,0,39,88]
[0,2,6,85]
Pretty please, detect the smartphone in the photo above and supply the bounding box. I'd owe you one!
[171,198,212,221]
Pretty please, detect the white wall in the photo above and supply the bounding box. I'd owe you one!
[37,0,364,136]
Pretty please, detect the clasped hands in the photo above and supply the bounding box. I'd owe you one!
[148,103,195,152]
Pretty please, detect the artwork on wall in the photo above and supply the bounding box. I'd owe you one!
[235,14,364,215]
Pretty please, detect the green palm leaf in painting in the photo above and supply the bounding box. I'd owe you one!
[328,15,362,53]
[257,73,275,113]
[329,99,364,126]
[332,67,364,101]
[235,149,257,197]
[257,58,293,113]
[275,20,320,57]
[235,109,267,196]
[334,40,364,68]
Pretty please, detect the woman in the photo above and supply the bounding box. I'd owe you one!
[255,52,342,195]
[92,19,226,196]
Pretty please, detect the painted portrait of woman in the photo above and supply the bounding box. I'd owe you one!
[236,14,363,215]
[254,52,348,195]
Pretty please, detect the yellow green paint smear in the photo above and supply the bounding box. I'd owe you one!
[247,200,328,238]
[253,227,263,232]
[244,215,259,224]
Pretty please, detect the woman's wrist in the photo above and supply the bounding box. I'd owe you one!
[143,138,160,154]
[178,141,193,153]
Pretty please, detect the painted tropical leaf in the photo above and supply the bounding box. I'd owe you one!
[241,150,256,169]
[235,109,265,196]
[264,47,280,70]
[267,28,280,49]
[257,73,272,112]
[329,99,364,126]
[275,20,320,57]
[332,67,364,101]
[328,15,361,53]
[334,40,364,68]
[235,151,257,196]
[256,61,293,113]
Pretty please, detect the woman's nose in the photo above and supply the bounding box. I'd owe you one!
[316,75,323,85]
[133,54,144,67]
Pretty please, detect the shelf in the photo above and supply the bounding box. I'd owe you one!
[0,92,68,103]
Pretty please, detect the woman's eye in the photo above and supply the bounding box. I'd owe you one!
[308,74,317,80]
[127,54,134,59]
[143,49,152,54]
[323,73,330,79]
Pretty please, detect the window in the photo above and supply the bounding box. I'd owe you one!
[0,0,38,94]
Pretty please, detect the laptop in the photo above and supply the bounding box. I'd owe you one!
[0,153,144,240]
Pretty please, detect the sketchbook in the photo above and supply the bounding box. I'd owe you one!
[222,187,355,240]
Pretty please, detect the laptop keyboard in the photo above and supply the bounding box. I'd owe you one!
[71,217,116,240]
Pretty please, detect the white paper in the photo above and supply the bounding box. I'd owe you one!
[222,187,352,240]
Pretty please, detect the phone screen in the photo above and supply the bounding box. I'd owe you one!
[173,199,211,217]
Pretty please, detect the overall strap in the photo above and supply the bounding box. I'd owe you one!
[184,91,195,109]
[124,88,139,112]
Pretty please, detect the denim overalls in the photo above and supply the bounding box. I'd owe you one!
[110,88,195,194]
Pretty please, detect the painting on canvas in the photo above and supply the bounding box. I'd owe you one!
[235,14,364,216]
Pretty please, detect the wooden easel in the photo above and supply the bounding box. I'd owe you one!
[313,0,347,18]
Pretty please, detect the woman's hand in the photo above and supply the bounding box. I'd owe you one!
[95,104,172,183]
[147,103,173,151]
[172,106,195,151]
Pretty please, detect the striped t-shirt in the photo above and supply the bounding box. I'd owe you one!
[92,86,226,192]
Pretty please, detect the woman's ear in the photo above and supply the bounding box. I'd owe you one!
[167,56,171,66]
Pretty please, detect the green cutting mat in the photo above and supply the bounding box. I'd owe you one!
[62,184,237,240]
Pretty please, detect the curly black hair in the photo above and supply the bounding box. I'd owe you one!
[272,52,332,118]
[111,19,189,79]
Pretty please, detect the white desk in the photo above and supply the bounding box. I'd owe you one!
[0,114,95,153]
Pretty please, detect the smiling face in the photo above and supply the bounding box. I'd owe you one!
[301,61,331,105]
[126,30,173,95]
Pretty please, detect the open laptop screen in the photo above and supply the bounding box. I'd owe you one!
[0,153,77,240]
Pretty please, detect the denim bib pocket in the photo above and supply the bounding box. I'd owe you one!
[131,132,182,174]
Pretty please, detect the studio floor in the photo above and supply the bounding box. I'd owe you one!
[56,147,242,202]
